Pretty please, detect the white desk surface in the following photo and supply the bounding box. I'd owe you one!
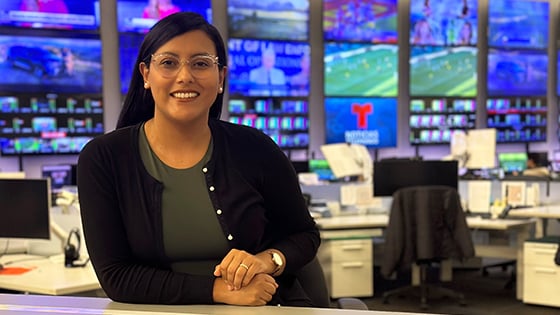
[315,213,535,231]
[0,255,100,296]
[0,293,432,315]
[507,204,560,219]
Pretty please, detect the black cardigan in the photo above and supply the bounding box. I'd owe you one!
[77,119,320,305]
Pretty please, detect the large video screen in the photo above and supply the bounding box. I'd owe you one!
[324,97,397,148]
[323,0,397,44]
[487,49,548,96]
[228,0,309,41]
[409,0,478,46]
[410,45,477,97]
[0,93,104,155]
[0,1,99,30]
[119,34,144,94]
[117,0,212,33]
[0,34,102,94]
[228,38,310,97]
[488,0,548,49]
[324,42,397,97]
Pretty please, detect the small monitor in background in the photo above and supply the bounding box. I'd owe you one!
[373,160,458,197]
[308,159,336,182]
[41,164,77,193]
[498,153,528,173]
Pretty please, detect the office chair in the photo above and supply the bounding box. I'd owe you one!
[380,185,475,309]
[296,256,369,310]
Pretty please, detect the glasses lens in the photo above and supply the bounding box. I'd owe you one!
[152,54,217,78]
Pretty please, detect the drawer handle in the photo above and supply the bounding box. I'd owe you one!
[341,245,364,251]
[341,262,364,268]
[535,268,557,275]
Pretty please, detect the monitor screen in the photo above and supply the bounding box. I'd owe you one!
[488,0,549,49]
[228,0,309,41]
[0,93,104,155]
[373,160,458,197]
[228,38,311,97]
[308,159,336,181]
[324,42,398,97]
[227,97,309,149]
[409,0,478,46]
[117,0,212,33]
[41,164,77,193]
[324,97,397,148]
[119,33,144,94]
[0,33,103,94]
[487,48,548,96]
[323,0,398,44]
[0,178,51,239]
[498,152,528,173]
[410,45,477,96]
[0,1,99,30]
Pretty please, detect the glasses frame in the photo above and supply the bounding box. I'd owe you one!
[149,53,220,78]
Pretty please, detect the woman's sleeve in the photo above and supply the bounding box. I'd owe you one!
[77,139,215,304]
[258,140,321,274]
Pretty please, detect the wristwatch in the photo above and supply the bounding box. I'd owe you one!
[269,250,284,276]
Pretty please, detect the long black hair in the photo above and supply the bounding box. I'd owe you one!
[116,12,227,129]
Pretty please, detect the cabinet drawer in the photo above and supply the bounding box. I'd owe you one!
[524,243,558,267]
[330,260,373,298]
[330,239,372,262]
[523,265,560,307]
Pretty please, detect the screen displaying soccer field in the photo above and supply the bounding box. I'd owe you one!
[409,45,477,97]
[324,42,398,97]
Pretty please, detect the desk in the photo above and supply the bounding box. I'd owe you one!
[0,293,430,315]
[0,255,100,296]
[506,204,560,237]
[315,214,535,300]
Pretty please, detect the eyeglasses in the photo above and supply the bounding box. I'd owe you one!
[150,53,220,79]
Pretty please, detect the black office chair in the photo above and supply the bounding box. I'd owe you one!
[296,257,369,310]
[380,185,475,309]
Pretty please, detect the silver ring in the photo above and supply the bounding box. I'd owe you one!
[239,263,249,270]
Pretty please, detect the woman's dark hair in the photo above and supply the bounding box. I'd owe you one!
[116,12,227,128]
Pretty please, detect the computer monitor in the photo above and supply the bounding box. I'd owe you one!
[308,159,336,182]
[373,160,458,197]
[527,152,549,168]
[0,178,51,239]
[41,164,77,194]
[498,152,528,173]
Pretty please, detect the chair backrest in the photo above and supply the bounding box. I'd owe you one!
[381,185,475,278]
[294,256,331,308]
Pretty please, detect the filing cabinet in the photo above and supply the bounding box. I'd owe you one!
[318,237,373,298]
[523,237,560,308]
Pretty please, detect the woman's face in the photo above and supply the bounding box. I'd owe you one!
[140,30,226,125]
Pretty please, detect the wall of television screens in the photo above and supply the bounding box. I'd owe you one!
[226,0,311,153]
[486,0,549,144]
[408,0,478,145]
[322,0,398,149]
[0,1,104,156]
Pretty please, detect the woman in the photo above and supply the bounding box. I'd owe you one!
[77,12,320,307]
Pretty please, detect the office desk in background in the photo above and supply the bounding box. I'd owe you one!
[506,204,560,237]
[0,293,434,315]
[0,254,101,296]
[314,214,535,301]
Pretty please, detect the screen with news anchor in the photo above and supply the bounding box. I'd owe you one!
[324,97,397,148]
[228,38,311,97]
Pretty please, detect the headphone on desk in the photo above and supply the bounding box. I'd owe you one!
[64,228,88,268]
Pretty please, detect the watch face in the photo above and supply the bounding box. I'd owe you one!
[272,252,283,266]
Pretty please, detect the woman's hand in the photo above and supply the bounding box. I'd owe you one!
[213,273,278,306]
[213,249,273,290]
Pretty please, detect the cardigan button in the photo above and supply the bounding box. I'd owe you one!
[202,167,208,173]
[227,234,233,241]
[209,186,215,192]
[216,209,222,215]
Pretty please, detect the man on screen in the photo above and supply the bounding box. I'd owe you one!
[249,46,287,96]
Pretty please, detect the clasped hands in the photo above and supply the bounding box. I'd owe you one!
[213,249,279,306]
